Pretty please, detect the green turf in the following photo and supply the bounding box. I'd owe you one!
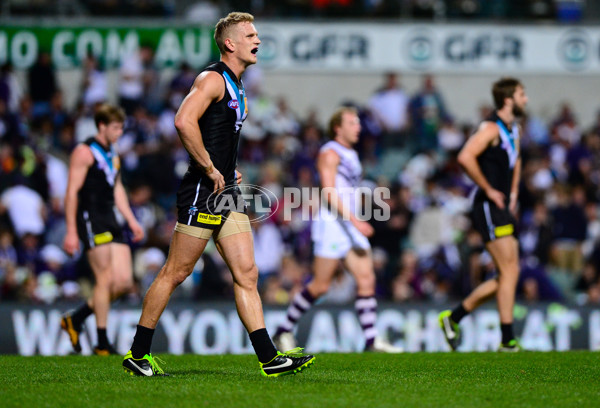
[1,352,599,408]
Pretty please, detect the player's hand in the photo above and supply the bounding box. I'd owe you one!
[63,231,80,257]
[485,187,506,210]
[352,218,374,238]
[207,167,225,193]
[509,193,518,216]
[235,170,242,185]
[129,219,145,243]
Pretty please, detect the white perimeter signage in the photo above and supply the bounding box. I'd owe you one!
[256,23,600,74]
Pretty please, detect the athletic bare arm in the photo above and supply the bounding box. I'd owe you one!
[63,145,94,256]
[174,71,225,193]
[318,149,374,237]
[458,122,506,209]
[114,174,144,243]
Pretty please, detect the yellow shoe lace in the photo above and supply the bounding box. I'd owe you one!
[147,354,166,375]
[279,347,304,357]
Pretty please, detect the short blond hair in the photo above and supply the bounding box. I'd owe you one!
[214,12,255,54]
[94,104,125,127]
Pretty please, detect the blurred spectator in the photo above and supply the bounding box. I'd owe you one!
[81,55,108,107]
[409,74,449,153]
[0,181,46,238]
[169,62,196,108]
[521,200,554,266]
[392,250,420,302]
[550,184,587,274]
[140,45,162,114]
[0,99,23,147]
[135,247,166,295]
[118,50,144,115]
[437,117,464,152]
[368,72,409,148]
[74,103,98,143]
[267,97,301,137]
[4,37,600,307]
[186,0,222,23]
[48,91,70,147]
[253,217,285,286]
[27,52,57,118]
[1,63,23,113]
[262,275,290,305]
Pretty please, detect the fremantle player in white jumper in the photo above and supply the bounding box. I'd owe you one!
[273,106,402,353]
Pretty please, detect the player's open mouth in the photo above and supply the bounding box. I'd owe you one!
[251,47,258,55]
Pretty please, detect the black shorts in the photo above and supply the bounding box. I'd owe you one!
[176,172,245,230]
[77,208,124,251]
[471,200,516,243]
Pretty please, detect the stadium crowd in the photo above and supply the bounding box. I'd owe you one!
[0,0,592,22]
[1,49,600,308]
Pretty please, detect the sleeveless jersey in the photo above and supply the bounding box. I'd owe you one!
[78,137,119,213]
[474,111,519,203]
[319,140,362,216]
[184,61,248,186]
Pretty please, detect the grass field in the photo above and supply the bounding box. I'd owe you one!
[1,352,599,408]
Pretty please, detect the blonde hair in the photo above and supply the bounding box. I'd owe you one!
[94,104,125,127]
[214,12,255,54]
[328,107,358,139]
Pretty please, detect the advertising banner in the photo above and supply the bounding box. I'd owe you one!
[255,23,600,74]
[0,25,218,69]
[2,23,600,73]
[1,303,599,355]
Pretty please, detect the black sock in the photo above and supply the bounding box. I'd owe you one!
[249,328,278,364]
[501,323,514,344]
[450,303,469,324]
[131,325,155,359]
[71,303,93,329]
[97,328,109,348]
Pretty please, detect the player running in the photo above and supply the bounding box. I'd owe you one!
[273,107,402,353]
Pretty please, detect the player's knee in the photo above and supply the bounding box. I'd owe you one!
[170,271,190,287]
[157,265,190,288]
[310,281,330,297]
[234,263,259,289]
[356,274,376,292]
[95,269,112,287]
[112,276,134,295]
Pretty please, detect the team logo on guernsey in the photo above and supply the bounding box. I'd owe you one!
[228,100,239,109]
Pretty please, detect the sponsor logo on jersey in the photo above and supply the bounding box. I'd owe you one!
[197,213,222,225]
[93,231,114,245]
[228,99,239,109]
[495,224,514,238]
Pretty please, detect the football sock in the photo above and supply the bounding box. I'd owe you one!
[355,295,378,349]
[501,323,514,344]
[249,328,278,363]
[131,325,155,359]
[97,328,109,348]
[275,288,316,336]
[450,303,469,324]
[71,302,93,329]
